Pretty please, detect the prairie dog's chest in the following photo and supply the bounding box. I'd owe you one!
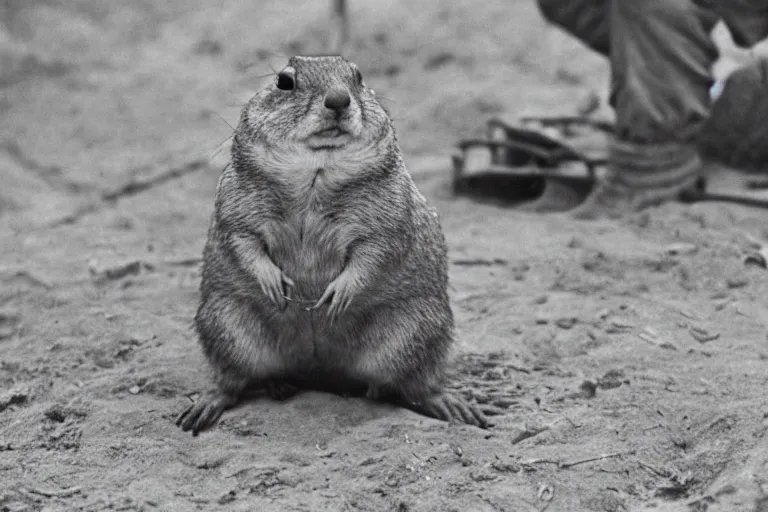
[275,160,356,233]
[269,170,355,281]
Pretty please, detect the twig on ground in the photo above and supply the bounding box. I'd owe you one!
[524,458,559,467]
[224,465,279,479]
[558,450,635,469]
[102,159,208,202]
[688,325,720,343]
[525,450,636,470]
[452,258,509,267]
[45,158,210,229]
[27,485,82,498]
[638,329,678,351]
[677,308,699,320]
[504,362,531,374]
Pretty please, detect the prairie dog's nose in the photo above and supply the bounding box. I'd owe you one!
[324,88,351,111]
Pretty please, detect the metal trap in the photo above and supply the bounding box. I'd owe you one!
[451,116,613,207]
[451,115,768,211]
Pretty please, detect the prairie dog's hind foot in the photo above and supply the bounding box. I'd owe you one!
[366,384,492,429]
[175,380,298,436]
[413,391,492,429]
[176,390,239,436]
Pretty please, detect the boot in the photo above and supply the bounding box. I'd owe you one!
[568,139,704,220]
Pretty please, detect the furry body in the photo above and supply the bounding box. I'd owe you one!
[177,56,487,434]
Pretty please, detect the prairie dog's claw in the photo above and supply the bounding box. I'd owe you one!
[313,272,358,320]
[260,269,294,310]
[176,392,238,436]
[419,393,492,429]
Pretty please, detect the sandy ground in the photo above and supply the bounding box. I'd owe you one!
[1,1,768,511]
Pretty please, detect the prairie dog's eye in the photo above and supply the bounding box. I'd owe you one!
[276,70,295,91]
[353,67,363,86]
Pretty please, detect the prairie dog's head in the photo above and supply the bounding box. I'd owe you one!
[234,55,396,172]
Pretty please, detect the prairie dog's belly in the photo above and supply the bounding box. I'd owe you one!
[270,211,347,302]
[267,213,354,370]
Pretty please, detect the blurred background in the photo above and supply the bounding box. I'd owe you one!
[2,0,767,229]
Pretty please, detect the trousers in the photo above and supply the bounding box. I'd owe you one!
[536,0,768,145]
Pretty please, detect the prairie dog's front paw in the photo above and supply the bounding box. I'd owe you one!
[231,234,294,309]
[256,262,294,310]
[312,268,361,320]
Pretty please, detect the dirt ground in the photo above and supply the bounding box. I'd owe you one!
[1,1,768,511]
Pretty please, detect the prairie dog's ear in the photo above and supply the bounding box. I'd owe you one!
[350,62,364,87]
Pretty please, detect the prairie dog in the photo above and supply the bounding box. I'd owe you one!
[177,55,488,435]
